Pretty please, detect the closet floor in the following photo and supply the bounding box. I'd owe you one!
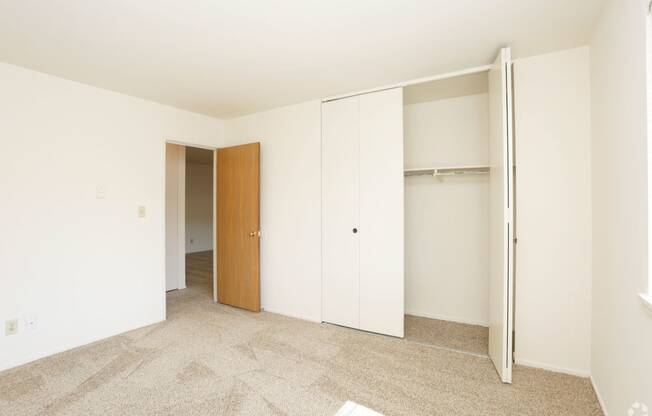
[404,315,489,356]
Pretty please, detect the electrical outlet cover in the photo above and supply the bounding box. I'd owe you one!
[5,319,18,336]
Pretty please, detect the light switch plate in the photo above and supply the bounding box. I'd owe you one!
[5,319,18,336]
[138,206,146,218]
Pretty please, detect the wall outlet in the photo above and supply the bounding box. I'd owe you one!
[138,206,146,218]
[5,319,18,336]
[25,317,37,331]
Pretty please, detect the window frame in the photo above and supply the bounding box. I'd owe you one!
[644,1,652,310]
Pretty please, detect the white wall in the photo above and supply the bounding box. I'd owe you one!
[404,93,490,326]
[165,144,186,291]
[224,101,322,322]
[185,162,213,253]
[590,0,652,412]
[0,63,224,372]
[513,47,593,376]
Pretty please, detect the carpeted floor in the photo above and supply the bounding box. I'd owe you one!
[404,315,489,356]
[0,251,603,416]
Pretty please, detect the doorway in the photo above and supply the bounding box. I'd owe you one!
[164,141,261,311]
[165,143,215,300]
[185,146,215,300]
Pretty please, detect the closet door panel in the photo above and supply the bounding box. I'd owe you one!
[322,97,360,329]
[359,88,404,338]
[488,47,515,383]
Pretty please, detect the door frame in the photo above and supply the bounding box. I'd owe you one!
[165,143,187,291]
[319,50,516,380]
[164,139,219,307]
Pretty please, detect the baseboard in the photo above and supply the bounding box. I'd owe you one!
[590,376,609,416]
[0,317,165,373]
[405,309,488,327]
[514,357,590,378]
[260,306,321,324]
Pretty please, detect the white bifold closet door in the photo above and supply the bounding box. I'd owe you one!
[322,96,360,330]
[322,88,404,338]
[488,47,515,383]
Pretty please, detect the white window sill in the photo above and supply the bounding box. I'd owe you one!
[640,293,652,312]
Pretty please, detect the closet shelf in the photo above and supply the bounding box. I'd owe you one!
[404,165,489,177]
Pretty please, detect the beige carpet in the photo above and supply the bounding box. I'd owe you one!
[405,315,489,356]
[0,251,603,416]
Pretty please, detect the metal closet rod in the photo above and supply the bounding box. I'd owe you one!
[321,64,493,103]
[404,166,490,177]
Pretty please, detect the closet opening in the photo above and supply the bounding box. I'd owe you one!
[403,63,515,369]
[321,47,514,383]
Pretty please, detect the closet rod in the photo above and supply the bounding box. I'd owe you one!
[321,64,493,103]
[404,166,489,177]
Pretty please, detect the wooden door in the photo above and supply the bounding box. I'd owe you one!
[488,47,515,383]
[216,143,260,312]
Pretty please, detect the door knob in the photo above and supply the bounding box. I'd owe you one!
[352,228,358,234]
[250,230,261,237]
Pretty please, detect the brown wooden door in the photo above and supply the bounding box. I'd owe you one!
[215,142,260,312]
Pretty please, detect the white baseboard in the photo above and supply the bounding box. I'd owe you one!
[0,317,165,373]
[590,376,609,416]
[405,309,488,327]
[514,357,590,378]
[260,306,322,324]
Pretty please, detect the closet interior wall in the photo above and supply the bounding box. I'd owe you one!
[404,72,490,326]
